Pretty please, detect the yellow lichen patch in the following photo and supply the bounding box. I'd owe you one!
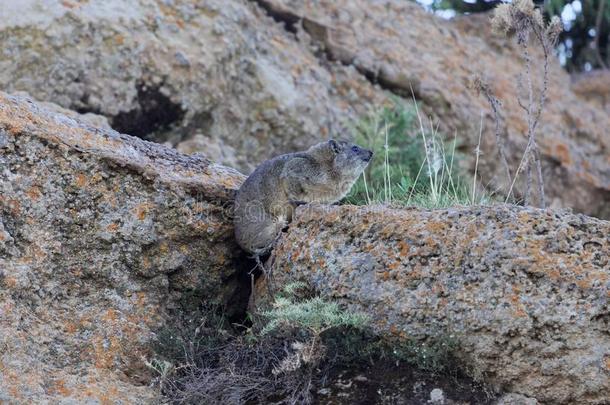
[27,244,47,261]
[4,369,23,400]
[92,335,118,370]
[517,211,531,223]
[159,241,169,254]
[387,259,400,271]
[424,220,448,234]
[135,292,147,309]
[60,0,77,8]
[64,321,79,334]
[554,143,572,166]
[575,278,592,289]
[132,203,151,220]
[513,307,528,318]
[2,276,17,289]
[7,123,24,136]
[397,240,410,257]
[547,268,561,280]
[102,309,118,322]
[7,199,21,215]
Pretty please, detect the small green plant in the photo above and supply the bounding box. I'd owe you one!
[346,98,487,208]
[386,335,460,374]
[260,283,369,337]
[260,283,369,379]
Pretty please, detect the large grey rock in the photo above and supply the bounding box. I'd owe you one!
[0,0,383,174]
[268,204,610,404]
[0,92,245,403]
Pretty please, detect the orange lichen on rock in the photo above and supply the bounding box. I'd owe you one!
[133,203,151,220]
[26,186,42,200]
[271,204,610,404]
[74,173,88,188]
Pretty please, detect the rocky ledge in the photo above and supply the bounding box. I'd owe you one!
[268,204,610,404]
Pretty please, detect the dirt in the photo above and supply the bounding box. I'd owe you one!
[316,359,496,405]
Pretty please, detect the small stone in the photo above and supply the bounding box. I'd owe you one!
[0,129,9,148]
[174,51,190,67]
[429,388,444,404]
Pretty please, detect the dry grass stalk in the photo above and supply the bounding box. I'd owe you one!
[474,0,562,207]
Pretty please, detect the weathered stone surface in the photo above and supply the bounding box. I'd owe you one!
[0,92,245,403]
[268,204,610,404]
[0,0,384,175]
[571,70,610,113]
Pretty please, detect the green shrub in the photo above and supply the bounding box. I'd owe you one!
[260,282,369,336]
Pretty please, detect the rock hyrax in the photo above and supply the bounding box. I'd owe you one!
[234,139,373,255]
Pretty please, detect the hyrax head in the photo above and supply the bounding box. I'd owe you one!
[310,139,373,179]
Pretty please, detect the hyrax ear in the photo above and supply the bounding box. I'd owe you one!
[328,139,340,154]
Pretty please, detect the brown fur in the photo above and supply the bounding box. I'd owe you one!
[234,140,372,255]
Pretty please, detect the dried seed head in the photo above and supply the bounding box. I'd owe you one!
[491,3,513,35]
[514,0,535,17]
[546,16,564,44]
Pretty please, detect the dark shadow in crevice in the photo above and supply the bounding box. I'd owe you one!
[251,0,299,34]
[110,82,186,140]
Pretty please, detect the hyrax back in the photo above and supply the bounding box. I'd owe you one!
[234,140,373,255]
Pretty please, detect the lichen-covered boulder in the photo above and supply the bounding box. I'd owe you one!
[0,0,382,173]
[269,204,610,404]
[0,92,245,403]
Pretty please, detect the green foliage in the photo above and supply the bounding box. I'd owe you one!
[324,327,460,375]
[150,305,231,366]
[260,283,370,336]
[149,286,466,403]
[148,285,371,404]
[345,99,483,208]
[385,335,460,374]
[546,0,610,71]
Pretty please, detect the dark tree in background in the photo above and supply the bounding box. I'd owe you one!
[422,0,610,72]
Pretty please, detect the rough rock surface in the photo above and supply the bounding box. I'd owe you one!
[571,70,610,113]
[0,0,384,174]
[1,0,608,218]
[268,204,610,404]
[0,92,245,403]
